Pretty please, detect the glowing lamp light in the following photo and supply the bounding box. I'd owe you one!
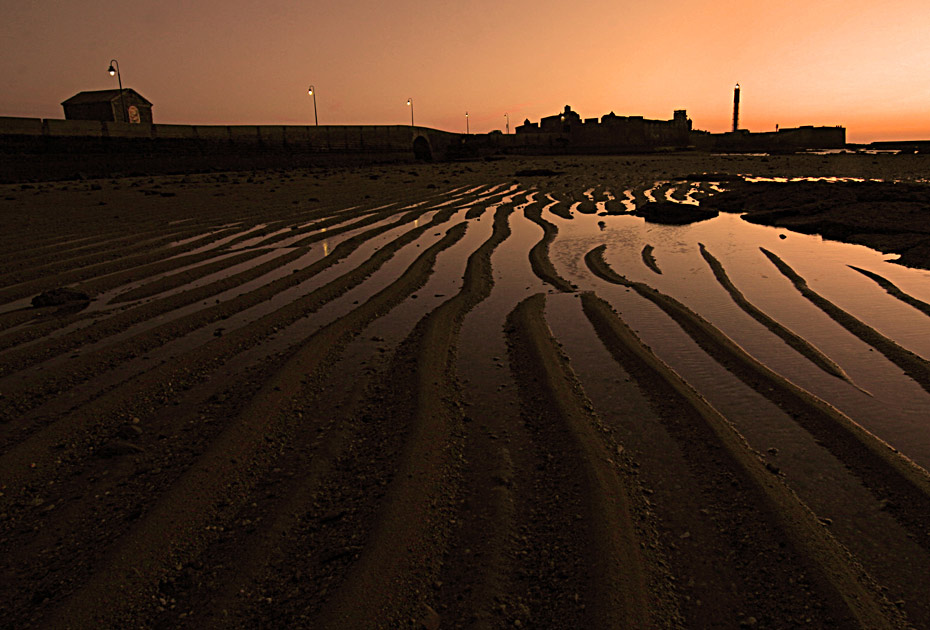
[308,84,317,125]
[107,59,127,123]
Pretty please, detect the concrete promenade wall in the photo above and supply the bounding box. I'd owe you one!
[0,117,455,151]
[0,117,462,182]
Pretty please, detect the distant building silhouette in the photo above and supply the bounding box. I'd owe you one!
[506,104,843,153]
[515,105,692,151]
[62,89,153,124]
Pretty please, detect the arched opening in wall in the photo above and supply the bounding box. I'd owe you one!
[413,136,432,161]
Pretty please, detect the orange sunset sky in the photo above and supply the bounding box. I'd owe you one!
[2,0,929,143]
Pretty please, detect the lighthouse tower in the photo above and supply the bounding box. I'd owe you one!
[732,83,741,132]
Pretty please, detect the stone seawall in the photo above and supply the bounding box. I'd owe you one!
[0,117,462,182]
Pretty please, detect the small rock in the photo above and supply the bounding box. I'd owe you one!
[96,440,145,458]
[320,510,346,524]
[420,604,440,630]
[31,288,90,308]
[116,424,143,439]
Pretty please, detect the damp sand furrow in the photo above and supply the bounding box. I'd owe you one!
[0,228,197,274]
[631,186,650,209]
[0,206,466,450]
[0,248,279,353]
[0,204,466,417]
[700,243,855,385]
[0,222,232,276]
[0,215,470,493]
[579,292,906,630]
[585,245,930,550]
[429,204,543,627]
[287,186,498,248]
[314,204,514,627]
[0,247,309,382]
[180,218,496,629]
[37,223,470,630]
[0,226,246,300]
[106,247,280,304]
[641,245,661,274]
[523,202,576,292]
[0,188,464,303]
[848,265,930,318]
[763,248,930,394]
[505,293,655,629]
[189,203,505,628]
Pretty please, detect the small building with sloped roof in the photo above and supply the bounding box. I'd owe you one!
[61,89,153,124]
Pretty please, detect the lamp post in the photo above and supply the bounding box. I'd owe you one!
[465,111,469,134]
[406,98,414,126]
[308,85,318,125]
[504,112,509,134]
[107,59,128,123]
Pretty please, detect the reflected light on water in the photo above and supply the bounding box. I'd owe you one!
[742,175,879,183]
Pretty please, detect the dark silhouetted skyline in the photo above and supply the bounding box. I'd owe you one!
[3,0,928,142]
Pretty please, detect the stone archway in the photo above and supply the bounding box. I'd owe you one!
[413,135,432,161]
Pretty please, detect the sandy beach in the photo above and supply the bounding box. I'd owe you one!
[2,152,930,629]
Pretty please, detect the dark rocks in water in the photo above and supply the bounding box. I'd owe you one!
[634,201,718,225]
[514,169,564,177]
[699,188,756,213]
[701,180,930,269]
[31,287,90,308]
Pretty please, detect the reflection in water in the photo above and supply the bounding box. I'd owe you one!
[323,241,329,256]
[742,175,878,183]
[548,181,930,469]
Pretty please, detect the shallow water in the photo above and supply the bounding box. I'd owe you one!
[547,190,930,469]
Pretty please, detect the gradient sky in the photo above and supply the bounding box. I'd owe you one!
[3,0,929,142]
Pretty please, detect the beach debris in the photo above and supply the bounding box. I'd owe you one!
[31,287,90,308]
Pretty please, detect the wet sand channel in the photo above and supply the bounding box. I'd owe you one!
[2,153,930,629]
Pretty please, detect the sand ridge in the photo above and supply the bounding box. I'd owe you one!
[2,153,930,628]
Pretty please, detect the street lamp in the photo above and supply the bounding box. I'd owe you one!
[107,59,128,123]
[406,98,414,126]
[466,111,469,134]
[308,85,318,125]
[504,112,509,134]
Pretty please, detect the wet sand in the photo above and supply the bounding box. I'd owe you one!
[2,153,930,629]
